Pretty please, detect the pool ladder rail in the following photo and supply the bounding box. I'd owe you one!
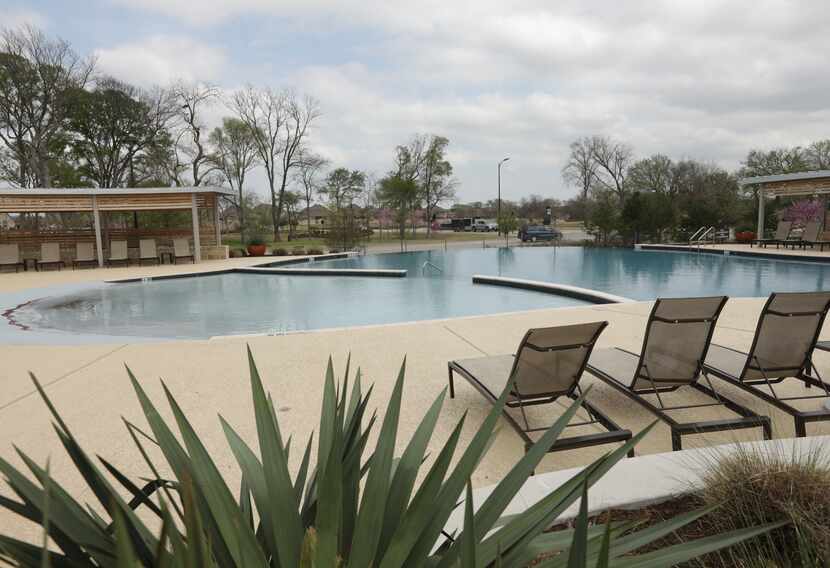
[689,226,715,252]
[422,260,443,275]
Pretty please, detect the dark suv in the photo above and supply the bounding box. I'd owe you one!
[519,225,562,242]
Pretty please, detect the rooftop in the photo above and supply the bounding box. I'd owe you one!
[0,186,234,196]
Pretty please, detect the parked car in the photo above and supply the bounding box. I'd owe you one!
[519,225,562,242]
[472,219,498,232]
[451,218,473,232]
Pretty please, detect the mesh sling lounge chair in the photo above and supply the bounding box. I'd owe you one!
[173,238,194,264]
[448,321,634,456]
[586,297,771,451]
[783,220,821,250]
[0,244,24,272]
[108,240,129,266]
[73,242,97,269]
[37,243,64,271]
[704,291,830,438]
[139,239,160,265]
[751,220,792,248]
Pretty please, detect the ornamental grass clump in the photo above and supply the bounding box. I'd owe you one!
[697,443,830,567]
[0,348,781,567]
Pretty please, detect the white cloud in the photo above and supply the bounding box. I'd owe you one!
[95,36,226,87]
[1,5,46,29]
[96,0,830,200]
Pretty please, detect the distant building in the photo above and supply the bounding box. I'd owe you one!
[298,204,330,226]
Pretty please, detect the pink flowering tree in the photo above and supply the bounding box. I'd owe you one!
[783,199,824,226]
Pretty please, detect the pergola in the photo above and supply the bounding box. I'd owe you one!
[0,186,233,267]
[741,170,830,237]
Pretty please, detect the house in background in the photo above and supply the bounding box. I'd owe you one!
[298,204,330,227]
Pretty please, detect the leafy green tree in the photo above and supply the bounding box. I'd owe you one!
[320,168,367,250]
[377,174,419,243]
[210,117,260,243]
[64,77,174,187]
[319,168,366,210]
[497,211,518,245]
[419,135,456,237]
[585,190,619,245]
[0,25,94,187]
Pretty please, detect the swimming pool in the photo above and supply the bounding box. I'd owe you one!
[9,247,830,339]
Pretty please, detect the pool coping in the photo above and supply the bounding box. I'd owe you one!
[638,243,830,264]
[105,252,354,283]
[237,267,407,277]
[472,275,634,304]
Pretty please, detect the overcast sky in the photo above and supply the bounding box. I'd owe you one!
[5,1,830,201]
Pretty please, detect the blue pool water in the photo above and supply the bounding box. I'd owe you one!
[11,247,830,339]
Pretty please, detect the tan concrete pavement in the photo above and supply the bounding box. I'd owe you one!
[0,256,273,294]
[2,294,830,542]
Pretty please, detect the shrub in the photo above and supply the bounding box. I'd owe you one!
[246,234,266,246]
[307,248,324,255]
[273,248,289,256]
[697,443,830,566]
[291,246,306,255]
[0,352,779,566]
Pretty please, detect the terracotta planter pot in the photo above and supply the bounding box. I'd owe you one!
[247,244,267,256]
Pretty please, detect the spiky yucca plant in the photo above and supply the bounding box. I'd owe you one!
[0,348,782,566]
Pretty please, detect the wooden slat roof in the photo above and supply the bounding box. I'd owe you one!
[0,186,233,196]
[0,186,231,213]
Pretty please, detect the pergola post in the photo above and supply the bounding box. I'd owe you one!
[92,195,104,268]
[213,194,221,247]
[757,186,765,238]
[191,193,202,263]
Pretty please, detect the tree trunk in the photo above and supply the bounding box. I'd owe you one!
[271,189,279,241]
[238,184,245,245]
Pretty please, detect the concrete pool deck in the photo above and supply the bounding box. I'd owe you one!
[2,250,830,542]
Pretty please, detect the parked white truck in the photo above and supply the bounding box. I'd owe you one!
[471,218,498,232]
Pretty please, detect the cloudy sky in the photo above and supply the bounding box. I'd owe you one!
[4,1,830,201]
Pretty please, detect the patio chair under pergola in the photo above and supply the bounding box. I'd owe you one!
[743,170,830,238]
[0,187,232,268]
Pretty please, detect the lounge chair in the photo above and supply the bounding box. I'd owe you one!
[73,242,97,269]
[173,238,194,264]
[108,240,129,266]
[448,321,634,456]
[704,291,830,437]
[0,244,24,272]
[37,243,64,271]
[814,231,830,252]
[586,297,771,451]
[783,220,821,250]
[751,220,792,248]
[138,239,159,265]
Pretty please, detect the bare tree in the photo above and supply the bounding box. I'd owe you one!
[806,140,830,170]
[562,137,599,205]
[294,152,328,232]
[231,87,320,241]
[0,25,95,187]
[232,86,286,240]
[590,135,633,204]
[209,117,260,243]
[627,154,674,194]
[276,92,320,240]
[169,81,220,186]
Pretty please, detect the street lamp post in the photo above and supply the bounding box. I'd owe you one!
[498,156,510,231]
